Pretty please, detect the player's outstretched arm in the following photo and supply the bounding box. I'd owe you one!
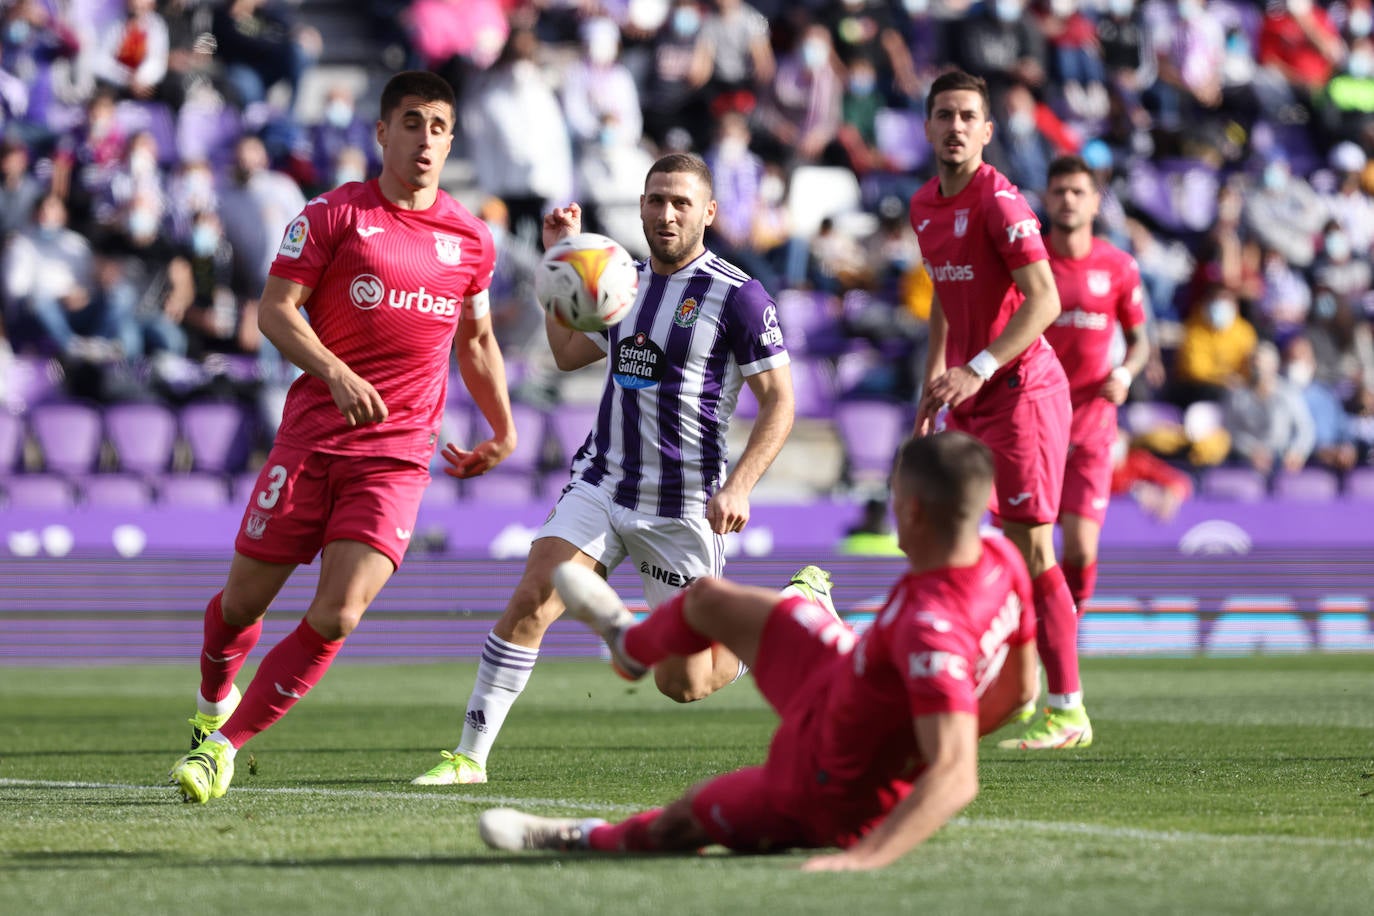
[446,302,516,478]
[801,711,979,872]
[257,275,387,427]
[707,365,795,535]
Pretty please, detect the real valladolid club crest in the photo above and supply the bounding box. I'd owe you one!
[953,209,969,238]
[1087,270,1112,298]
[433,232,463,266]
[674,296,701,327]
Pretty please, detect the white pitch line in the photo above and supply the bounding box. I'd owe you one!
[3,779,1370,851]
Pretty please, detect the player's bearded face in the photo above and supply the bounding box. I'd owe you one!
[641,172,716,269]
[926,89,992,168]
[1048,175,1099,232]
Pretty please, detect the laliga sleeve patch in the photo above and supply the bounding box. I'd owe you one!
[278,216,309,259]
[463,289,491,320]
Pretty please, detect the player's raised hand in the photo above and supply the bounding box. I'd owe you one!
[706,485,750,535]
[542,203,583,250]
[439,435,517,479]
[327,368,388,426]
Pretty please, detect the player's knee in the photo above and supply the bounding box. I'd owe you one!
[654,667,713,704]
[305,607,363,641]
[681,576,728,622]
[218,595,268,628]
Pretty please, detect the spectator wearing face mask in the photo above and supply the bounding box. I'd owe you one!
[703,111,777,289]
[642,0,713,149]
[754,23,842,165]
[696,0,775,118]
[1,194,97,355]
[819,0,921,104]
[1170,284,1258,406]
[1255,0,1346,119]
[1242,155,1327,268]
[176,209,248,359]
[988,81,1056,205]
[1223,340,1315,476]
[1320,142,1374,254]
[1283,333,1359,473]
[1254,244,1312,344]
[1322,34,1374,138]
[950,0,1048,104]
[1305,286,1374,394]
[560,18,642,153]
[309,84,378,193]
[1310,218,1372,304]
[0,136,41,241]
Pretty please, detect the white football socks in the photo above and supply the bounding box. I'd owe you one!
[457,632,538,767]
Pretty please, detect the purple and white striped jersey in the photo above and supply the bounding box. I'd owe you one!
[570,249,790,518]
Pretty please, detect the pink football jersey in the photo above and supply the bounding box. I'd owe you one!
[910,163,1065,415]
[1045,237,1147,409]
[267,180,495,465]
[813,535,1035,796]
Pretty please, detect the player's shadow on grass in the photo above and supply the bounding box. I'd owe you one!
[2,851,739,871]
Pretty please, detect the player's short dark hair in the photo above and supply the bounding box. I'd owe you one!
[894,432,995,539]
[1047,154,1096,184]
[926,69,991,119]
[379,71,456,126]
[646,153,714,197]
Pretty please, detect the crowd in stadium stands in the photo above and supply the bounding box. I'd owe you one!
[4,0,1374,507]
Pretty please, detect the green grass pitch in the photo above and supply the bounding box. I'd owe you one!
[2,656,1372,915]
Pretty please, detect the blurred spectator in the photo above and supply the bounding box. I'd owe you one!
[892,0,947,94]
[836,496,903,556]
[1255,0,1345,119]
[165,157,218,244]
[1242,156,1326,268]
[1,194,97,356]
[754,22,842,164]
[835,56,889,177]
[0,44,33,143]
[1320,34,1374,141]
[476,196,543,359]
[325,144,369,191]
[1347,378,1374,462]
[1038,0,1110,120]
[461,26,573,242]
[820,0,920,104]
[97,129,167,239]
[1320,141,1374,254]
[1310,219,1371,305]
[697,0,775,118]
[211,0,321,112]
[1109,428,1194,521]
[1254,244,1312,343]
[703,110,778,289]
[176,207,250,359]
[561,18,642,152]
[1305,287,1374,393]
[1095,0,1152,131]
[575,114,655,255]
[807,216,869,295]
[1170,284,1258,405]
[59,88,127,224]
[401,0,508,74]
[0,136,41,240]
[217,134,305,300]
[90,0,169,101]
[308,83,378,192]
[1223,339,1315,475]
[950,0,1048,102]
[1283,333,1359,473]
[641,0,713,148]
[1142,0,1226,130]
[1189,179,1264,310]
[1126,215,1194,323]
[990,81,1056,202]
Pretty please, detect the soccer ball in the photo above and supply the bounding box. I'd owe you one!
[535,233,639,331]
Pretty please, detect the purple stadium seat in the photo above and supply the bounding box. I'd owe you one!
[430,406,472,473]
[462,469,536,502]
[1344,466,1374,500]
[834,399,908,482]
[0,409,22,473]
[231,471,262,508]
[105,402,178,475]
[791,357,838,420]
[545,402,599,466]
[776,289,843,356]
[28,401,104,476]
[487,402,547,475]
[539,468,572,501]
[420,475,461,507]
[157,473,229,508]
[4,355,62,411]
[176,103,243,168]
[179,402,252,474]
[6,473,77,509]
[1200,466,1268,502]
[83,473,155,508]
[875,107,929,173]
[1270,468,1339,502]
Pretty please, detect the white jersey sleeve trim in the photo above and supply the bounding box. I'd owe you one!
[740,351,791,377]
[583,330,611,354]
[463,290,491,320]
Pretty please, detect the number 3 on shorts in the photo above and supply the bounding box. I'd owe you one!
[257,465,288,510]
